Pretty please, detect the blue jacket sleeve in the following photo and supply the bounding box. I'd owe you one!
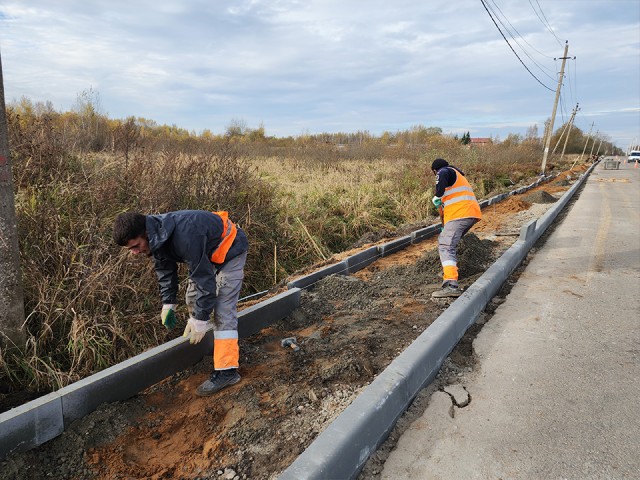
[154,257,179,304]
[434,167,456,197]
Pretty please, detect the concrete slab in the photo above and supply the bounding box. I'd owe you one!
[378,235,412,257]
[0,392,63,459]
[519,219,537,245]
[238,288,302,337]
[59,336,210,426]
[286,261,348,289]
[345,247,379,274]
[411,225,439,244]
[281,369,410,480]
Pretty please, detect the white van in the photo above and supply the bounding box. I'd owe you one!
[628,151,640,163]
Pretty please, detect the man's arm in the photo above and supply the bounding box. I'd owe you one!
[154,258,179,304]
[434,167,456,197]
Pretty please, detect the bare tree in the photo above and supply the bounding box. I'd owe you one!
[0,50,26,348]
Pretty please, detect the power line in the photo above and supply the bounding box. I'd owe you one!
[487,0,556,70]
[479,0,555,91]
[529,0,564,47]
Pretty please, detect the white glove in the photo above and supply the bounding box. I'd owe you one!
[183,318,208,344]
[432,196,443,207]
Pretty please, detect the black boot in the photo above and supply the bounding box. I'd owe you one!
[196,369,241,396]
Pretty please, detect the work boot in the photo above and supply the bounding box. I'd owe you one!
[431,284,462,298]
[196,369,241,396]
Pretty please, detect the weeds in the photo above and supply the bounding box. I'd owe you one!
[1,102,578,402]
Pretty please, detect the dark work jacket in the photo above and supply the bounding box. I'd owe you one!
[146,210,249,321]
[434,166,465,197]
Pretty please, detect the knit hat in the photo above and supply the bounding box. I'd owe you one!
[431,158,449,171]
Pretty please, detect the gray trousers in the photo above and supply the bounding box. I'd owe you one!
[185,251,247,334]
[438,217,478,287]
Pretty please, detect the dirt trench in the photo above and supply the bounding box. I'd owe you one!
[0,166,587,480]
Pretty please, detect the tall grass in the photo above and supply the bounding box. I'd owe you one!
[0,108,576,398]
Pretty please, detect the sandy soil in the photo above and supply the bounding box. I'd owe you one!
[0,165,588,480]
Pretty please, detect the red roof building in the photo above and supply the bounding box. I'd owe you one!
[470,137,492,147]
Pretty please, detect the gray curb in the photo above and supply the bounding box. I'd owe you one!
[0,392,63,459]
[287,261,348,289]
[411,224,439,243]
[378,235,412,257]
[0,168,588,461]
[345,246,379,274]
[238,289,302,338]
[279,167,593,479]
[0,289,302,460]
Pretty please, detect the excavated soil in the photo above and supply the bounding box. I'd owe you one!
[0,166,588,480]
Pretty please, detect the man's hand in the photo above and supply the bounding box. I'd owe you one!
[160,304,177,330]
[183,318,208,344]
[432,196,443,207]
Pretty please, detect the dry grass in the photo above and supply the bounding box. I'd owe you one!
[0,106,577,399]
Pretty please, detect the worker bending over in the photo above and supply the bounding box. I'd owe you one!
[430,158,482,298]
[113,210,248,396]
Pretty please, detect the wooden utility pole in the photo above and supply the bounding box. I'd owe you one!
[595,137,604,157]
[578,122,595,162]
[541,41,570,174]
[551,120,571,155]
[560,103,579,162]
[0,50,26,348]
[589,130,599,158]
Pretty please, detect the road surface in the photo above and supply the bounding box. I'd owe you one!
[380,160,640,479]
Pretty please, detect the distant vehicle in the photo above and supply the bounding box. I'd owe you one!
[629,151,640,163]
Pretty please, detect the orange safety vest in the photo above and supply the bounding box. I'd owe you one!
[210,211,238,264]
[441,170,482,224]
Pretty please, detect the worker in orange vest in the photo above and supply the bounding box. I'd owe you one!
[430,158,482,298]
[113,210,248,395]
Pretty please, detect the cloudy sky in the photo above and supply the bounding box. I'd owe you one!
[1,0,638,149]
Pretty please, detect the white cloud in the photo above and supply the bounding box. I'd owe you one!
[0,0,638,148]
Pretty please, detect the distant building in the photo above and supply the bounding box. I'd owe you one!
[470,137,492,147]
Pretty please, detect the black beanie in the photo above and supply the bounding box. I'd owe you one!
[431,158,449,171]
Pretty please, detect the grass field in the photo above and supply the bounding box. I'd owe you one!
[0,104,585,403]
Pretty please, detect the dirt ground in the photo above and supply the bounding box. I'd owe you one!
[0,165,588,480]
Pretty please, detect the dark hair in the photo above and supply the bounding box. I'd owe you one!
[431,158,449,171]
[113,212,147,246]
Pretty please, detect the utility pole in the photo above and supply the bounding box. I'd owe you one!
[578,122,594,163]
[589,130,599,159]
[0,50,26,348]
[541,41,571,175]
[560,103,579,162]
[551,120,571,155]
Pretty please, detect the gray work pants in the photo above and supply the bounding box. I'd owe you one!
[185,251,247,333]
[438,217,478,287]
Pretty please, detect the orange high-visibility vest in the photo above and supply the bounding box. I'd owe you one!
[441,170,482,224]
[210,211,238,264]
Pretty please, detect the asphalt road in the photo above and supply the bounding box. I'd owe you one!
[380,160,640,480]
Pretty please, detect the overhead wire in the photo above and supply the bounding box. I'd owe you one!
[529,0,564,46]
[479,0,555,92]
[486,0,556,81]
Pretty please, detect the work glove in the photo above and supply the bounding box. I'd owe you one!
[160,304,178,330]
[183,317,208,344]
[432,196,443,207]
